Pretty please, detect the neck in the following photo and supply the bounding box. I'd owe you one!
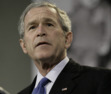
[34,55,66,76]
[36,63,56,76]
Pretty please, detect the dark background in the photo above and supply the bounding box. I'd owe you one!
[0,0,31,93]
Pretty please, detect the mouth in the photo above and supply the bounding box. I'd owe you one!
[36,42,51,47]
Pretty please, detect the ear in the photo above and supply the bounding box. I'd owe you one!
[19,39,28,54]
[65,32,73,49]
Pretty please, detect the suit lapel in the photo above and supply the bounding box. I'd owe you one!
[49,59,81,94]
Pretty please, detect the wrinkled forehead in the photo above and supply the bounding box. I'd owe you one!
[24,6,60,30]
[24,6,58,24]
[25,6,57,19]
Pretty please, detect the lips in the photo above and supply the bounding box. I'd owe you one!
[36,41,51,47]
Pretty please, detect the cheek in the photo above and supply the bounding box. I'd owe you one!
[54,34,66,49]
[24,37,34,52]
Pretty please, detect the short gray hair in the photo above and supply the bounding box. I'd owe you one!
[18,1,71,39]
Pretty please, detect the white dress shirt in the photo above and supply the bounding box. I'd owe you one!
[34,56,69,94]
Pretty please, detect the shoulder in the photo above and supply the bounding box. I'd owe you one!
[68,59,111,93]
[17,76,36,94]
[68,58,111,77]
[18,85,32,94]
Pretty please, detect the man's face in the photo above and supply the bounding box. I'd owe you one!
[20,7,72,63]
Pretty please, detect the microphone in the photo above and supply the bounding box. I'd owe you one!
[0,87,10,94]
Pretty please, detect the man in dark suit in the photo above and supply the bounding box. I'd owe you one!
[18,1,111,94]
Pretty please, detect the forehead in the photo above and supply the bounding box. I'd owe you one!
[24,6,58,23]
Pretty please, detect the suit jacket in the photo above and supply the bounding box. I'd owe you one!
[18,59,111,94]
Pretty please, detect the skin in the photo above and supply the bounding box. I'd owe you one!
[20,6,72,76]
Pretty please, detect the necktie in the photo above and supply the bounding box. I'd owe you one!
[32,77,50,94]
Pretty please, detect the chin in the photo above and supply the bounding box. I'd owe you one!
[35,54,52,61]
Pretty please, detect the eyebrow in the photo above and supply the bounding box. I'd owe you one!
[26,21,37,29]
[26,18,57,28]
[44,18,56,23]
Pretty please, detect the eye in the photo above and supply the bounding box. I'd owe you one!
[47,23,54,27]
[29,25,36,30]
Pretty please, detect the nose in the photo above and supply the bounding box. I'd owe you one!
[36,24,46,37]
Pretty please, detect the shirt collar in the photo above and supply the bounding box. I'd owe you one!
[35,56,69,88]
[46,56,69,83]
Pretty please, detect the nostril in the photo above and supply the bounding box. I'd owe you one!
[42,33,46,36]
[37,33,46,37]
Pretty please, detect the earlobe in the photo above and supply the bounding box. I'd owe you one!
[65,32,73,49]
[19,39,28,54]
